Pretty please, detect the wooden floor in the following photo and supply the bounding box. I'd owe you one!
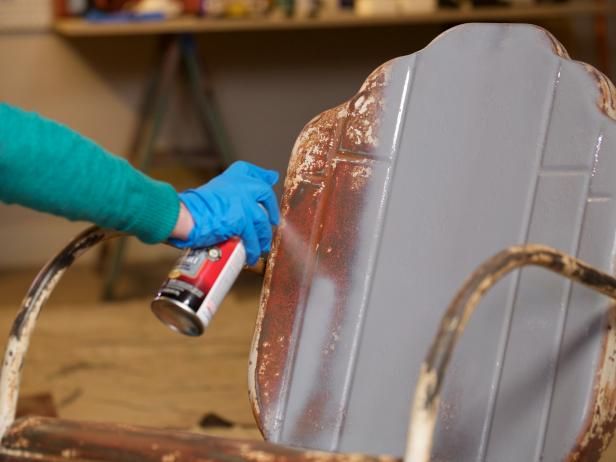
[0,262,615,460]
[0,262,263,439]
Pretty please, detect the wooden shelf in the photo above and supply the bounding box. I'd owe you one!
[54,2,616,37]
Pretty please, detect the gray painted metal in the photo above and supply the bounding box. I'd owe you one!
[258,24,616,461]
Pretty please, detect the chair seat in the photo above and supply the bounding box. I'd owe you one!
[0,417,399,462]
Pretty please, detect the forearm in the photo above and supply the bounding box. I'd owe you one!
[0,103,180,244]
[170,202,194,241]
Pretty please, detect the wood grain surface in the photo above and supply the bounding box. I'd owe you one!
[0,266,262,440]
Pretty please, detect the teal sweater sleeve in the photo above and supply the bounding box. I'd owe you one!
[0,103,180,244]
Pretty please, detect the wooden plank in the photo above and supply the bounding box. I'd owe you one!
[54,3,616,37]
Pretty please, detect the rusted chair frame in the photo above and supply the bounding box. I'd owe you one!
[0,417,397,462]
[0,227,121,438]
[1,226,616,460]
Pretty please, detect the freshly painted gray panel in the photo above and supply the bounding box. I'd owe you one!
[590,123,616,197]
[485,173,589,461]
[259,23,616,462]
[345,25,562,459]
[541,62,603,170]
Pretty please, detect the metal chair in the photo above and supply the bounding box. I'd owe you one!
[1,23,615,462]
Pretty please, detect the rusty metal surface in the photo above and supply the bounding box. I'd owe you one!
[570,306,616,462]
[406,245,616,462]
[249,56,405,449]
[250,23,616,461]
[0,227,121,439]
[0,417,399,462]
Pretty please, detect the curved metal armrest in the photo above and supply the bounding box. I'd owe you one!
[405,245,616,462]
[0,226,267,441]
[0,227,122,438]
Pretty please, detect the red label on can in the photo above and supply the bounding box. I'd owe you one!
[152,237,247,336]
[172,238,241,294]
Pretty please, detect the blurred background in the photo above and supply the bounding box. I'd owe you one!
[0,0,615,457]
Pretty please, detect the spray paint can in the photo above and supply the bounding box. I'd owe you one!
[151,238,246,337]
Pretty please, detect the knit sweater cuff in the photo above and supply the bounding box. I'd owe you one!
[133,180,180,244]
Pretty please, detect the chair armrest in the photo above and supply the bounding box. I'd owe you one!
[406,245,616,462]
[0,227,122,439]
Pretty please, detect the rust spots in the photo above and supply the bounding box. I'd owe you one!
[60,448,79,458]
[11,437,29,449]
[250,57,390,441]
[541,26,616,123]
[284,105,345,199]
[239,447,278,462]
[250,178,323,437]
[161,450,182,462]
[567,305,616,461]
[335,156,374,193]
[8,310,28,342]
[569,411,616,462]
[582,64,616,122]
[4,416,43,437]
[542,29,571,59]
[0,417,401,462]
[340,61,393,154]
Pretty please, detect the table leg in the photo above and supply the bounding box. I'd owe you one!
[100,33,235,300]
[180,34,234,168]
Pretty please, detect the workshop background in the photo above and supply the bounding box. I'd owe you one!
[1,0,616,459]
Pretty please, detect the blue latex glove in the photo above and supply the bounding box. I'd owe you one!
[170,161,280,265]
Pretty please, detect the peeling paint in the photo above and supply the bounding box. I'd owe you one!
[284,105,344,199]
[567,306,616,461]
[341,61,392,154]
[161,451,181,462]
[540,27,571,59]
[582,64,616,122]
[249,56,389,441]
[0,417,401,462]
[60,448,78,458]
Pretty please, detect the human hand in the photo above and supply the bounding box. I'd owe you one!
[169,161,280,265]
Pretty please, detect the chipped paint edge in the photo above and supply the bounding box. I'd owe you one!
[1,416,401,462]
[530,24,615,122]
